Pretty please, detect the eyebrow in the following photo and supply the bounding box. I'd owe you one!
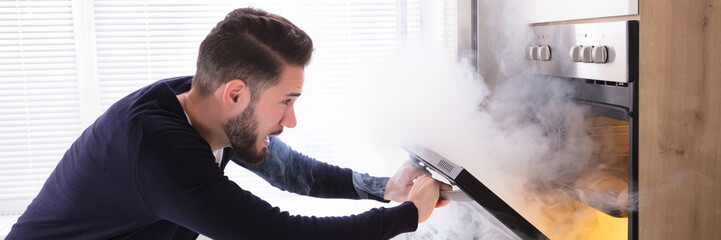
[286,92,302,97]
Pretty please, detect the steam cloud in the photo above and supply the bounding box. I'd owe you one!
[340,1,637,239]
[347,49,605,240]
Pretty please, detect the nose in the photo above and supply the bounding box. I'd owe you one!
[280,105,297,128]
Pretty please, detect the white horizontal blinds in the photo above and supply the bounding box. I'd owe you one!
[92,1,233,112]
[405,0,421,34]
[438,0,458,58]
[407,0,457,58]
[0,0,81,213]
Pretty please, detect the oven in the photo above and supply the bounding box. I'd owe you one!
[523,20,639,240]
[395,6,639,240]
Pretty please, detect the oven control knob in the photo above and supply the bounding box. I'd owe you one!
[592,45,608,63]
[538,45,551,61]
[581,45,594,63]
[531,46,540,60]
[524,46,535,60]
[570,45,583,62]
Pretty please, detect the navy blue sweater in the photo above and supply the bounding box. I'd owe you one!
[7,76,417,240]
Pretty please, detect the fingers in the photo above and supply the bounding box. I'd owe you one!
[385,161,430,202]
[435,199,451,208]
[404,160,432,179]
[438,182,453,191]
[436,182,452,208]
[409,167,432,179]
[407,175,440,223]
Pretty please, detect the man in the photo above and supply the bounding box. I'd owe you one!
[8,7,451,240]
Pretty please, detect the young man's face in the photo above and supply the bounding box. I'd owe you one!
[224,65,303,165]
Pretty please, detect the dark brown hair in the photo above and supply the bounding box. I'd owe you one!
[193,8,313,100]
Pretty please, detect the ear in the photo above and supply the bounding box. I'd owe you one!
[222,79,249,106]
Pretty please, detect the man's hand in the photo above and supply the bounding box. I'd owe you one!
[384,160,432,202]
[407,175,452,223]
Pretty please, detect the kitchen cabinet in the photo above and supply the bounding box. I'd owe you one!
[638,0,721,239]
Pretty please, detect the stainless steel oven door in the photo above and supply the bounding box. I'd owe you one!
[402,145,550,240]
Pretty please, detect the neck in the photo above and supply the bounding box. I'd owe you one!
[177,90,229,151]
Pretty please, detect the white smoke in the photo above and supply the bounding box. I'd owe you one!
[341,44,598,239]
[339,1,638,239]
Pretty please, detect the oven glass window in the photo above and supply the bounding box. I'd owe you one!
[533,113,630,240]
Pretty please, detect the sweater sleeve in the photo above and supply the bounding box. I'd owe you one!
[232,136,390,202]
[135,129,418,240]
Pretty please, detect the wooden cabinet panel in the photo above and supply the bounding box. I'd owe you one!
[639,0,721,239]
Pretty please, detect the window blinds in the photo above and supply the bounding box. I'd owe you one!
[0,0,81,213]
[0,0,457,216]
[93,1,235,112]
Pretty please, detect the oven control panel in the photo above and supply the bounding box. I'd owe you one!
[525,21,638,83]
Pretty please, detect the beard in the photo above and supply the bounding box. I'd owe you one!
[223,102,268,166]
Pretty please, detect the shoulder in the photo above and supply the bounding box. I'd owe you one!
[136,108,207,161]
[99,76,193,132]
[121,76,210,158]
[120,76,195,135]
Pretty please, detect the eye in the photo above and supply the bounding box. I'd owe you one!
[282,99,292,105]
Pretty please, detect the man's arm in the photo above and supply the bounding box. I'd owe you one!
[231,136,389,201]
[136,131,419,239]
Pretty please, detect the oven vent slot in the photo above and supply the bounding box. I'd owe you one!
[584,79,628,87]
[437,159,455,173]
